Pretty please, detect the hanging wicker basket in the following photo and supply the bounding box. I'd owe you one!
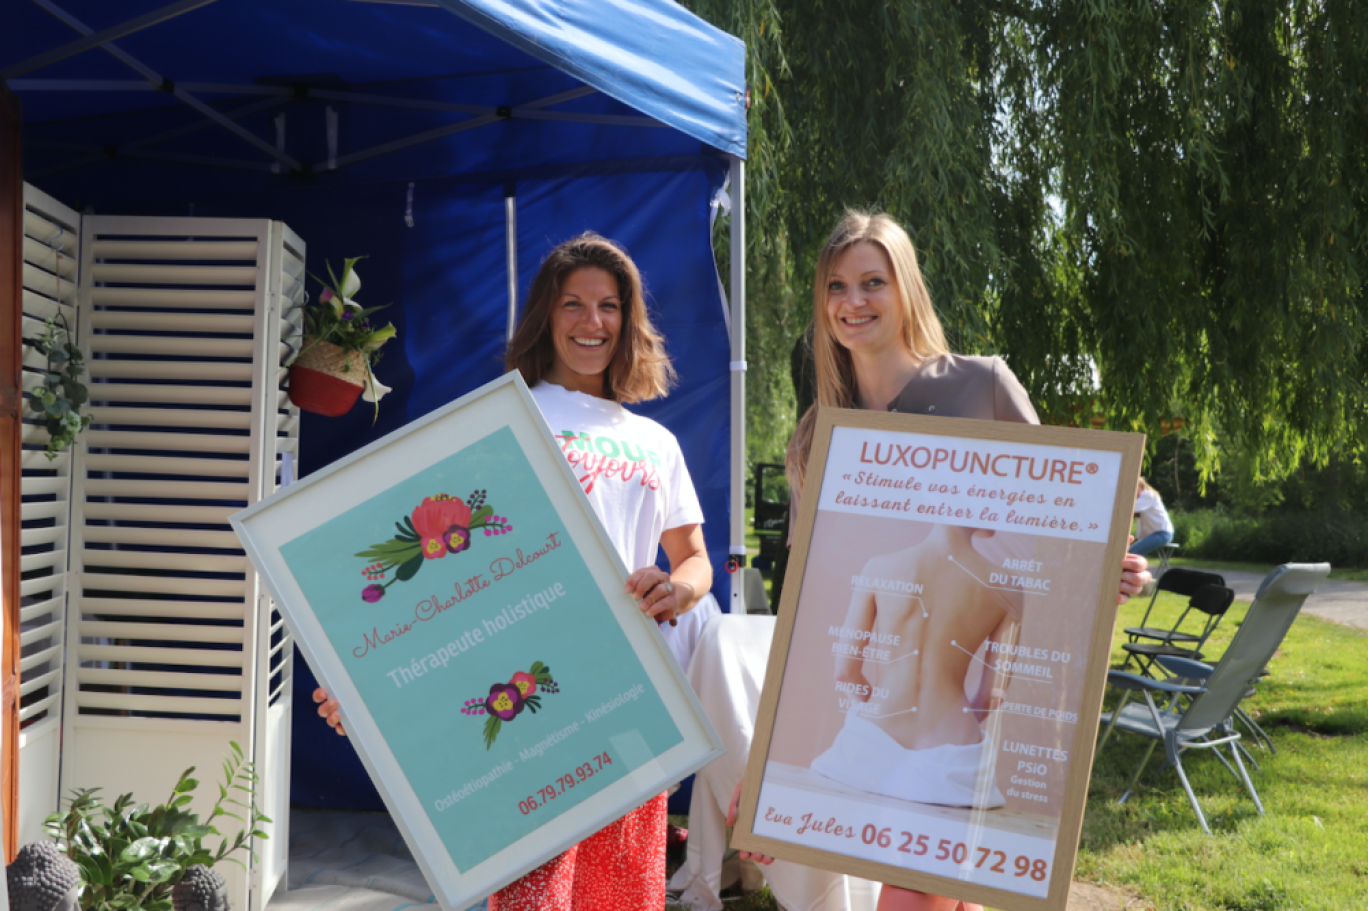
[288,338,367,417]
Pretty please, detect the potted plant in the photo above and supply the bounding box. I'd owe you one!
[287,257,397,418]
[27,315,93,460]
[7,742,270,911]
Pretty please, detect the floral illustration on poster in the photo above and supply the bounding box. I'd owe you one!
[461,661,561,749]
[356,489,513,601]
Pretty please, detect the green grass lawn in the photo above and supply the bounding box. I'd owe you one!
[1170,555,1368,583]
[1077,591,1368,911]
[674,586,1368,910]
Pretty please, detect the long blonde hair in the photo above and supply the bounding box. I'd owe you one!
[505,232,675,403]
[786,211,950,494]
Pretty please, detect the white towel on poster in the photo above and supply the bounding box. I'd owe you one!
[811,712,1005,809]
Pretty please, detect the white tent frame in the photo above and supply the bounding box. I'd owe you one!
[9,0,751,613]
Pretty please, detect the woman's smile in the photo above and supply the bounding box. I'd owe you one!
[826,242,903,352]
[545,266,622,396]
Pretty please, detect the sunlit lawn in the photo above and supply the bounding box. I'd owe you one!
[1077,590,1368,911]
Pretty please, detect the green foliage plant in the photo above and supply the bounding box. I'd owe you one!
[293,258,396,366]
[288,256,398,421]
[680,0,1368,490]
[42,742,270,911]
[27,315,91,461]
[1171,508,1368,570]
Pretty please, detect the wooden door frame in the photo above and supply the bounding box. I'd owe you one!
[1,79,22,863]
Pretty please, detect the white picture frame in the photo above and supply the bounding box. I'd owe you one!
[232,373,723,911]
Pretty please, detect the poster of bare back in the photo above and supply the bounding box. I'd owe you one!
[732,408,1144,911]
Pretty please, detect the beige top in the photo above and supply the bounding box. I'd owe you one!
[885,353,1039,424]
[787,354,1038,546]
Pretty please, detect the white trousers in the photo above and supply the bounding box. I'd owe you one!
[667,614,881,911]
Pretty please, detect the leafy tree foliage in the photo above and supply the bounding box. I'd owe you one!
[685,0,1368,484]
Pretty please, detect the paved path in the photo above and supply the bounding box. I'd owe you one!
[1181,566,1368,631]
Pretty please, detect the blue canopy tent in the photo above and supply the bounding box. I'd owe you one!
[3,0,748,814]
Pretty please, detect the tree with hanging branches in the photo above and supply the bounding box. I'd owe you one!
[685,0,1368,487]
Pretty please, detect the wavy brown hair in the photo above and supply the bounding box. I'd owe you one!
[505,232,675,403]
[786,211,951,495]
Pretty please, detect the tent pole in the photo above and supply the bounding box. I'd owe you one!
[505,185,517,341]
[728,155,746,613]
[1,81,23,863]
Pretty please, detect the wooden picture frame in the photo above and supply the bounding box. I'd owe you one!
[732,408,1145,911]
[232,373,723,911]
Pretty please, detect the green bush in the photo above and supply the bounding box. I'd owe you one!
[1172,509,1368,569]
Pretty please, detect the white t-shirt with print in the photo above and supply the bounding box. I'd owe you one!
[530,382,704,573]
[1135,488,1174,538]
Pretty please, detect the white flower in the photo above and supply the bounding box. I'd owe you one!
[362,370,391,404]
[321,262,364,317]
[340,267,362,299]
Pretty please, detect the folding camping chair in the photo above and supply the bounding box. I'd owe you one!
[1151,660,1275,773]
[1153,541,1180,578]
[1097,563,1329,833]
[1121,583,1235,676]
[1124,567,1225,647]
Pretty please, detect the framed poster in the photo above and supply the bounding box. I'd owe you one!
[732,408,1144,911]
[231,373,723,911]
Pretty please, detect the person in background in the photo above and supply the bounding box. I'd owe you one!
[315,232,711,911]
[1129,477,1174,556]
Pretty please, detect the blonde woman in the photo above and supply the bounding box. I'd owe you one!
[1130,477,1174,556]
[731,211,1150,911]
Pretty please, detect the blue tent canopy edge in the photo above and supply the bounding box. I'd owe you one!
[437,0,747,158]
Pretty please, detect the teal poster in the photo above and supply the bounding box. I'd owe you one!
[280,426,684,871]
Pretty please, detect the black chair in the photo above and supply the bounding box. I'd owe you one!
[750,462,791,611]
[1122,584,1235,676]
[1125,567,1225,646]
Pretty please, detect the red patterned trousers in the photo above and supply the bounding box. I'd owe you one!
[488,792,667,911]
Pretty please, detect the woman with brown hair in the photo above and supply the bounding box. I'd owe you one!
[730,211,1149,911]
[317,231,711,911]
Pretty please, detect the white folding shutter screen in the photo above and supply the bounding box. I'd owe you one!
[16,183,80,846]
[63,217,301,911]
[251,221,303,904]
